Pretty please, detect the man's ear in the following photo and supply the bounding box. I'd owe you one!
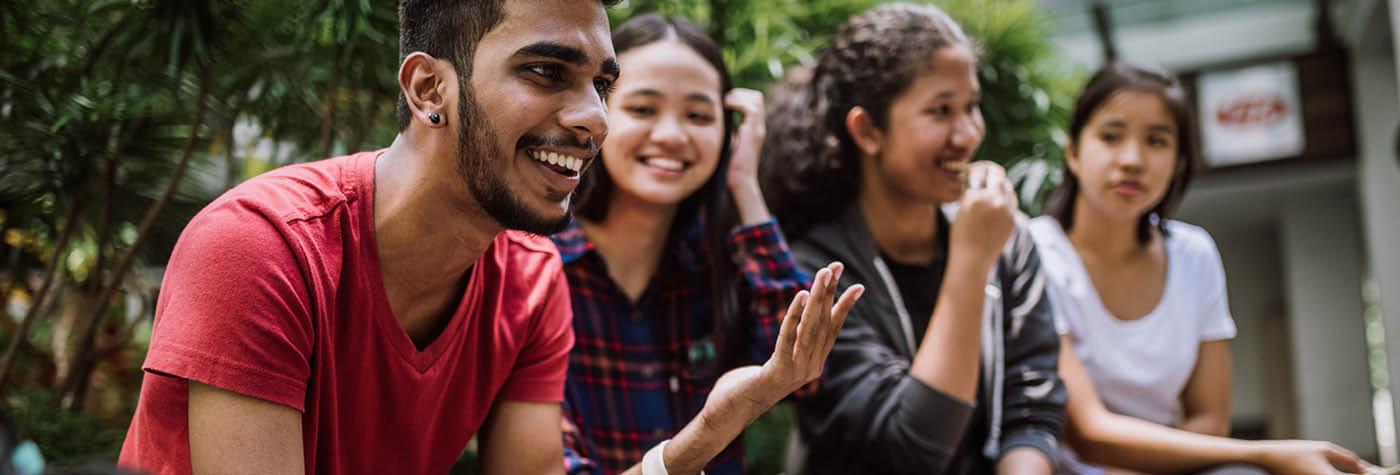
[399,52,450,129]
[845,106,883,158]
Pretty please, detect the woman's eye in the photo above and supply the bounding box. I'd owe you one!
[687,112,715,123]
[927,105,952,117]
[1148,135,1171,148]
[1099,132,1121,144]
[625,106,655,117]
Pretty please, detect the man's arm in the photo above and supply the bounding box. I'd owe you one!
[479,401,566,475]
[188,381,305,475]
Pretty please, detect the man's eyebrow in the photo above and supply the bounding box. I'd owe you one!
[601,58,620,79]
[514,42,620,79]
[514,42,588,65]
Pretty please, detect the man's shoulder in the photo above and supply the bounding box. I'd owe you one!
[220,154,370,221]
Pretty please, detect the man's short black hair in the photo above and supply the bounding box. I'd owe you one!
[396,0,622,131]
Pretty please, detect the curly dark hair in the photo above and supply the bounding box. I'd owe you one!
[1043,62,1198,244]
[761,3,973,238]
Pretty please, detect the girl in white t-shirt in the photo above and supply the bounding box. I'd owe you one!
[1029,62,1368,474]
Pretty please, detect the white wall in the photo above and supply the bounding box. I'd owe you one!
[1280,188,1377,457]
[1356,0,1400,440]
[1213,225,1283,431]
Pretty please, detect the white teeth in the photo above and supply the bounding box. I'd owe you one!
[529,150,583,173]
[645,157,685,172]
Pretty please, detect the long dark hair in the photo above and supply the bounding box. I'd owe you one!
[1044,62,1198,244]
[761,3,973,239]
[571,14,747,371]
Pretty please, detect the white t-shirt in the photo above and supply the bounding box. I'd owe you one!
[1028,216,1236,427]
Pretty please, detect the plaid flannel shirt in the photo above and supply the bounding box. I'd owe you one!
[552,217,807,475]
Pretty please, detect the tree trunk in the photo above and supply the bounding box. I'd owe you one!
[90,156,116,294]
[62,65,212,408]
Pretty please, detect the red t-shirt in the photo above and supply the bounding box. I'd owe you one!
[118,151,574,474]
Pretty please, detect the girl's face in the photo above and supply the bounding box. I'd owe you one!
[863,44,984,205]
[599,39,724,209]
[1068,90,1180,222]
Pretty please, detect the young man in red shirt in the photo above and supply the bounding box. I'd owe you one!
[117,1,619,473]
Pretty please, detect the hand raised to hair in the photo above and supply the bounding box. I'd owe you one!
[951,161,1018,270]
[723,88,767,191]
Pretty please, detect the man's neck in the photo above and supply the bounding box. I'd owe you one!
[373,134,499,346]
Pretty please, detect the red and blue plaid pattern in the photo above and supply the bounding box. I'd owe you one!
[552,218,807,475]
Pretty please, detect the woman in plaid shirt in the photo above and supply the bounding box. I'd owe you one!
[550,13,859,475]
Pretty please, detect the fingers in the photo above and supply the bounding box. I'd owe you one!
[774,290,808,360]
[797,263,842,366]
[794,266,833,364]
[1324,444,1368,473]
[965,162,989,191]
[724,88,765,117]
[815,284,864,365]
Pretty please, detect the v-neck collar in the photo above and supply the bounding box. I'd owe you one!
[356,151,480,372]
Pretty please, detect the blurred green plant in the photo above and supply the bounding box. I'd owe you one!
[0,0,397,464]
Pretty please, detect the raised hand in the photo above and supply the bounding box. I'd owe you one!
[710,262,865,409]
[649,263,864,475]
[950,161,1017,270]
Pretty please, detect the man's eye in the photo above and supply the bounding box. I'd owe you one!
[527,63,564,82]
[594,78,615,98]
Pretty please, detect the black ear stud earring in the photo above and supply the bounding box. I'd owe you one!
[429,112,441,124]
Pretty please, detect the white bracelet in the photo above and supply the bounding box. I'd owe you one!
[641,440,670,475]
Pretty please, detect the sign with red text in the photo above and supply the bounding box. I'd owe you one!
[1197,61,1305,167]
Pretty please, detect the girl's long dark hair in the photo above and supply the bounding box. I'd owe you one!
[1043,62,1198,244]
[571,14,748,371]
[761,3,973,240]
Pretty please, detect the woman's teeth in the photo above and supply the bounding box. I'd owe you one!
[644,157,685,172]
[529,150,582,172]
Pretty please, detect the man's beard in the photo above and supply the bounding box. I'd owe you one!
[456,81,573,236]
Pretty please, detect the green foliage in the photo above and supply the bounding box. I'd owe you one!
[744,403,795,475]
[7,388,129,468]
[0,0,398,465]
